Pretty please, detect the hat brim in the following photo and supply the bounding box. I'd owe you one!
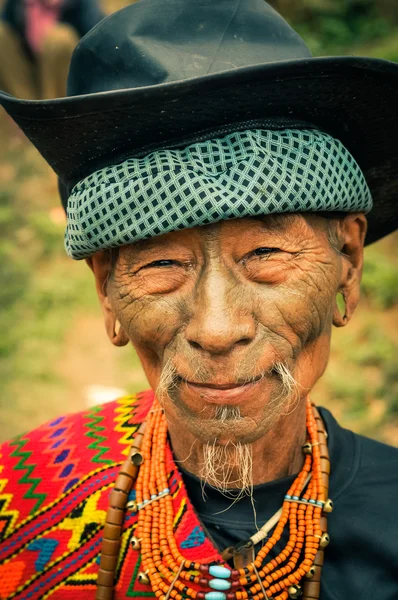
[1,55,397,245]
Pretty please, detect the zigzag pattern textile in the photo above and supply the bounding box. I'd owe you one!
[65,128,372,259]
[0,391,222,599]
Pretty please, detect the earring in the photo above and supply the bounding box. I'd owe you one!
[333,292,348,327]
[114,319,121,337]
[111,319,129,346]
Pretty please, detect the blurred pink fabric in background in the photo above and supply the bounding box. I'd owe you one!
[25,0,62,53]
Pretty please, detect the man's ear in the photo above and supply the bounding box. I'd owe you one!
[333,213,367,327]
[86,252,129,346]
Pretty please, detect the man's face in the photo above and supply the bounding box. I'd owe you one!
[95,213,364,444]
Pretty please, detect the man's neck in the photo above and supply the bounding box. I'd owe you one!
[167,402,307,487]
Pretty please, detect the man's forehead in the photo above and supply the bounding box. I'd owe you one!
[119,213,319,256]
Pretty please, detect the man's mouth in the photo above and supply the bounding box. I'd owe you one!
[179,376,263,404]
[185,378,261,389]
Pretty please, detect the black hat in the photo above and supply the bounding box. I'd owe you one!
[1,0,397,244]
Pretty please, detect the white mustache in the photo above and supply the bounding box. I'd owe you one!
[156,359,299,407]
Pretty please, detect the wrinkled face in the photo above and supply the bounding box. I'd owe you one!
[91,213,365,445]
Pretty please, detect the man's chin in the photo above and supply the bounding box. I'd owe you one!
[161,374,290,443]
[168,396,269,445]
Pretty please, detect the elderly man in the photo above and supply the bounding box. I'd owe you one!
[0,0,397,599]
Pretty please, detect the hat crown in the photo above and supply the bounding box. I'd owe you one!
[67,0,312,96]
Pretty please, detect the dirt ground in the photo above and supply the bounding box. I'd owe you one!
[57,311,149,409]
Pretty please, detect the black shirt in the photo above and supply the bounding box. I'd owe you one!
[180,408,398,600]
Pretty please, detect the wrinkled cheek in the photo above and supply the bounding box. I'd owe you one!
[269,289,334,393]
[258,282,334,387]
[118,299,184,384]
[279,281,335,345]
[257,298,317,360]
[294,331,332,394]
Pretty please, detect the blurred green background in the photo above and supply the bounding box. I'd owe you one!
[0,0,397,443]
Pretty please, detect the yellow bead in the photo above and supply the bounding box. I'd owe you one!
[305,565,316,579]
[138,571,150,585]
[288,584,302,598]
[323,499,334,513]
[131,536,141,550]
[320,532,330,548]
[126,499,138,512]
[302,443,312,455]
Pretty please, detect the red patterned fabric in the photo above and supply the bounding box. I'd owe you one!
[0,391,222,599]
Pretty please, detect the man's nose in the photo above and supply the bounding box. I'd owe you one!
[185,269,256,355]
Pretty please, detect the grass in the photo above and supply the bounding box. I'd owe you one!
[312,297,398,443]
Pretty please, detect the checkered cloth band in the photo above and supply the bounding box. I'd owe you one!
[65,128,373,259]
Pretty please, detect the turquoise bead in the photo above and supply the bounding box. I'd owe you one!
[208,566,231,579]
[209,579,231,591]
[205,593,226,600]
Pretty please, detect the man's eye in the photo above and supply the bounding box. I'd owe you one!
[253,247,280,256]
[144,260,176,268]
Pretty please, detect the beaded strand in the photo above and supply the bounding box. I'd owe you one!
[134,399,330,600]
[96,399,331,600]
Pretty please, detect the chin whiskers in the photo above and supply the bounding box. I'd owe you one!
[200,440,253,505]
[174,438,198,464]
[214,405,241,424]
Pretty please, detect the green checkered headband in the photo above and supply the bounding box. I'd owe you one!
[65,128,372,259]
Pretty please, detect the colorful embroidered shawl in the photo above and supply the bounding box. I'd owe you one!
[0,391,222,599]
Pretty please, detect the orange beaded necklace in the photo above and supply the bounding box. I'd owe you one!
[96,399,332,600]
